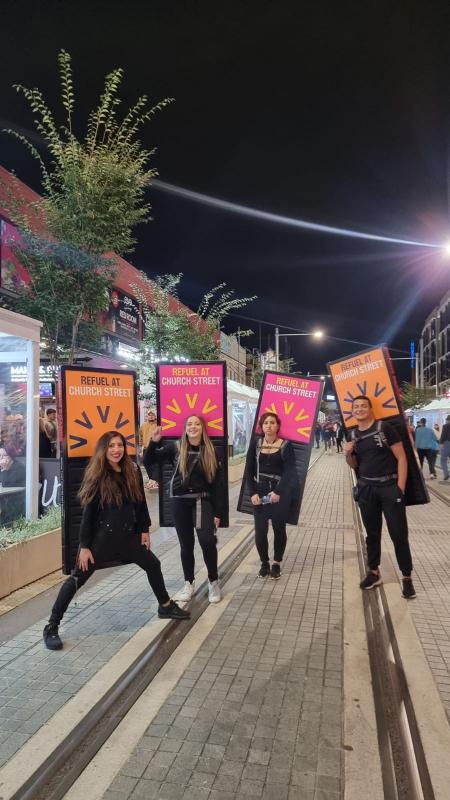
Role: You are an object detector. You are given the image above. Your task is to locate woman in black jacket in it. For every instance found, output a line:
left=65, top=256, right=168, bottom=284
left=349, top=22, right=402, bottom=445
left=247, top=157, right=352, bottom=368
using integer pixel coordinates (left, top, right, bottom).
left=145, top=415, right=223, bottom=605
left=244, top=412, right=296, bottom=579
left=43, top=430, right=189, bottom=651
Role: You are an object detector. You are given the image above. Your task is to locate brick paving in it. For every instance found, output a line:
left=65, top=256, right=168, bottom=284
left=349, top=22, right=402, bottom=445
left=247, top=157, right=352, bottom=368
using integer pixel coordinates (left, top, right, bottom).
left=0, top=485, right=249, bottom=767
left=101, top=452, right=351, bottom=800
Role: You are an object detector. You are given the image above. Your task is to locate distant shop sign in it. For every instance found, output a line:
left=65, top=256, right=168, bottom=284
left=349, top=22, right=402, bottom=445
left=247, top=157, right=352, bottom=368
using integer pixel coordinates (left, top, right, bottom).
left=10, top=364, right=55, bottom=383
left=101, top=289, right=140, bottom=340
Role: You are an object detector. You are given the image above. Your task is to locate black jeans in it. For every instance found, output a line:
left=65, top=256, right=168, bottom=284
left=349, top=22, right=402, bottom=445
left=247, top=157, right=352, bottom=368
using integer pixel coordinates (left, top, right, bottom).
left=357, top=480, right=413, bottom=575
left=417, top=448, right=437, bottom=476
left=170, top=497, right=218, bottom=583
left=49, top=532, right=170, bottom=625
left=254, top=503, right=288, bottom=563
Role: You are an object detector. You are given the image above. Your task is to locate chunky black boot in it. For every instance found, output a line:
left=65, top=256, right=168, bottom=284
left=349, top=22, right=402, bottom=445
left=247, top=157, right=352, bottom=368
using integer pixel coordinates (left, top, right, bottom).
left=43, top=623, right=63, bottom=650
left=158, top=600, right=190, bottom=620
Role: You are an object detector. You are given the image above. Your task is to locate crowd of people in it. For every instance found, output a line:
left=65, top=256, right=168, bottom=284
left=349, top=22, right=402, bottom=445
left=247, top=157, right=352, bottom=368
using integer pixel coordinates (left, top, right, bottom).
left=314, top=419, right=344, bottom=453
left=411, top=415, right=450, bottom=484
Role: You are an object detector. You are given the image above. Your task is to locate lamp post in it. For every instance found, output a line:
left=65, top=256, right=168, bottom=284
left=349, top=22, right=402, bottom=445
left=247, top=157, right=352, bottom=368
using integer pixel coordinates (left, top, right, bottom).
left=274, top=329, right=324, bottom=370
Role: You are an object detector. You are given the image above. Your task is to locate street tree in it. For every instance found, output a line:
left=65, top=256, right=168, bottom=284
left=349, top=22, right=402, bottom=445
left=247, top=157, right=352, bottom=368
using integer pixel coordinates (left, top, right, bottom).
left=133, top=273, right=256, bottom=398
left=2, top=49, right=172, bottom=367
left=400, top=382, right=435, bottom=411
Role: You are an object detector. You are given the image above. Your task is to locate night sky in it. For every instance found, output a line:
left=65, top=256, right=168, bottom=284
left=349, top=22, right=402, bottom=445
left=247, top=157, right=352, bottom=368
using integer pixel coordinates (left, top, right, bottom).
left=2, top=0, right=450, bottom=378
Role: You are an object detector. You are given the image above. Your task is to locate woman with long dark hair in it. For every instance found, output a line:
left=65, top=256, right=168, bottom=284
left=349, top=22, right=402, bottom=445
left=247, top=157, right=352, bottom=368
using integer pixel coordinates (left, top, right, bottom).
left=43, top=431, right=189, bottom=651
left=243, top=412, right=296, bottom=579
left=145, top=415, right=223, bottom=604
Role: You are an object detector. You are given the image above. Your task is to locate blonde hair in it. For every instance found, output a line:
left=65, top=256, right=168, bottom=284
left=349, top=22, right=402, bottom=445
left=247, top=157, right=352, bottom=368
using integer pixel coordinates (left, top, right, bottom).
left=179, top=416, right=218, bottom=483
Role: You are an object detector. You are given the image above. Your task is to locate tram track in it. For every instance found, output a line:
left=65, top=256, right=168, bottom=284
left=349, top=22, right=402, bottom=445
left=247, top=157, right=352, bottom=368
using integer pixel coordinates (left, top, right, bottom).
left=9, top=452, right=324, bottom=800
left=350, top=469, right=435, bottom=800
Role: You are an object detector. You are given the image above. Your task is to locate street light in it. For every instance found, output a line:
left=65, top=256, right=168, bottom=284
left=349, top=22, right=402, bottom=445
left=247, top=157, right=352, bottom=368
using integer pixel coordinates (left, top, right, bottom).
left=274, top=328, right=324, bottom=370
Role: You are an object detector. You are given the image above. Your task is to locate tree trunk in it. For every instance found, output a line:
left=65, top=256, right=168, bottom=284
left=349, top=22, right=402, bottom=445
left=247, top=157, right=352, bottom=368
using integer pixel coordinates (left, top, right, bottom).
left=68, top=310, right=83, bottom=366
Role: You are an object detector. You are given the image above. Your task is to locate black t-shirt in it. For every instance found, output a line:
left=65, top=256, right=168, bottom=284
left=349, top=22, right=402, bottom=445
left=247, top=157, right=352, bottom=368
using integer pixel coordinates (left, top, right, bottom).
left=354, top=421, right=401, bottom=478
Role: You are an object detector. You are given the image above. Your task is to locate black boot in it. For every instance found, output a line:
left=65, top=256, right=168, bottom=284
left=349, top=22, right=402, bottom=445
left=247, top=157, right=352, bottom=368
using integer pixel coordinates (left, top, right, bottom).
left=43, top=576, right=79, bottom=650
left=158, top=600, right=190, bottom=620
left=43, top=623, right=63, bottom=650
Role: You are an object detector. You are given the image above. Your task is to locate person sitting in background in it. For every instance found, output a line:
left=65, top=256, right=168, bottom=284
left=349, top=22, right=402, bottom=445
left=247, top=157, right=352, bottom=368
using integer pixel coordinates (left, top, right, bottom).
left=0, top=445, right=26, bottom=525
left=415, top=418, right=438, bottom=480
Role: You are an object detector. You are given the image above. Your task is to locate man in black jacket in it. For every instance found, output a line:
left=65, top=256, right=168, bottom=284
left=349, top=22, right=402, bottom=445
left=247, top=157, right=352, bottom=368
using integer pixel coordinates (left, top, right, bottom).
left=440, top=415, right=450, bottom=481
left=344, top=395, right=416, bottom=599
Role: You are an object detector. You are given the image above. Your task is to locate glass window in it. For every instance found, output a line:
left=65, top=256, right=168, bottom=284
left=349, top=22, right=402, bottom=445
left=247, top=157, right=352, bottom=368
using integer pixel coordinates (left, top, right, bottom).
left=0, top=332, right=27, bottom=527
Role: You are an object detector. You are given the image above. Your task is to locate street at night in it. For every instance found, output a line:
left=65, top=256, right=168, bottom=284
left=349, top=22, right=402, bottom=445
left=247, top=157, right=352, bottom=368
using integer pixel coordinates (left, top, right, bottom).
left=2, top=3, right=450, bottom=799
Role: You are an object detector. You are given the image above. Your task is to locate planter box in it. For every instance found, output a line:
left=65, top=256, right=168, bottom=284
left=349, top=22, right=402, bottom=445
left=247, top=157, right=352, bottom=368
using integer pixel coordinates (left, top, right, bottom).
left=228, top=460, right=245, bottom=483
left=0, top=528, right=62, bottom=600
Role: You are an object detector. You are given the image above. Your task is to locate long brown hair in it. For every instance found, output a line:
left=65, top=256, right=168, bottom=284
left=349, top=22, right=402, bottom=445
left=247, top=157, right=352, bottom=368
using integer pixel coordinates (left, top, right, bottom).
left=178, top=415, right=218, bottom=483
left=78, top=431, right=143, bottom=507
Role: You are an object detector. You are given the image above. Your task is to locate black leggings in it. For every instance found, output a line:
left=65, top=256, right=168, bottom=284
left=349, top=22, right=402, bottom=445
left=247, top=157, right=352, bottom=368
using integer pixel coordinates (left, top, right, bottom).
left=254, top=504, right=288, bottom=564
left=49, top=533, right=170, bottom=625
left=170, top=497, right=218, bottom=583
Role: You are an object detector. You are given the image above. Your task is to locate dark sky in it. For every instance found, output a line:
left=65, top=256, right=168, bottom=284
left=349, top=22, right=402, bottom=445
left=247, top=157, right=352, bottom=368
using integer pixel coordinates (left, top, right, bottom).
left=2, top=0, right=450, bottom=378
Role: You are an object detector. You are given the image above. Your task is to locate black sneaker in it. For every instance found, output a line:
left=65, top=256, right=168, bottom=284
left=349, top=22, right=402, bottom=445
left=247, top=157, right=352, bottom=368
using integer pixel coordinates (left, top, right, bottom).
left=158, top=600, right=190, bottom=620
left=359, top=572, right=382, bottom=590
left=402, top=579, right=417, bottom=600
left=270, top=563, right=281, bottom=580
left=258, top=562, right=270, bottom=578
left=43, top=623, right=63, bottom=650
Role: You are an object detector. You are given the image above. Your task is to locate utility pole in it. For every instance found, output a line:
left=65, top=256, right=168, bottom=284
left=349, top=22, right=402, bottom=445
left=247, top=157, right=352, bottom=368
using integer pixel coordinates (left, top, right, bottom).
left=275, top=327, right=279, bottom=371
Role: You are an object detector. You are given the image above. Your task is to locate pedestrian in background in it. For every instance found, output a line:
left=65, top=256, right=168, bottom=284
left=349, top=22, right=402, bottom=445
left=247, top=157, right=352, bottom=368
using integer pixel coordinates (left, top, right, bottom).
left=140, top=408, right=158, bottom=489
left=146, top=415, right=224, bottom=604
left=39, top=413, right=52, bottom=458
left=314, top=423, right=321, bottom=449
left=415, top=418, right=438, bottom=479
left=45, top=408, right=58, bottom=458
left=43, top=431, right=189, bottom=650
left=440, top=415, right=450, bottom=482
left=322, top=425, right=332, bottom=454
left=243, top=412, right=296, bottom=580
left=336, top=421, right=344, bottom=453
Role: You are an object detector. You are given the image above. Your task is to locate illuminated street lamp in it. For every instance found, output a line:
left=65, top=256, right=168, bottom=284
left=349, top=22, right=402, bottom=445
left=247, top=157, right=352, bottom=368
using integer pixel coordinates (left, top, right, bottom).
left=275, top=328, right=324, bottom=370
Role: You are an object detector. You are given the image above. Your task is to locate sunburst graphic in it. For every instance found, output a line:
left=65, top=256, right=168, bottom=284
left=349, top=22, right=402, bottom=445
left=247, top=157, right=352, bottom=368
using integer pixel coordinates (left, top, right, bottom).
left=69, top=405, right=136, bottom=451
left=342, top=380, right=397, bottom=424
left=161, top=393, right=223, bottom=433
left=264, top=400, right=312, bottom=439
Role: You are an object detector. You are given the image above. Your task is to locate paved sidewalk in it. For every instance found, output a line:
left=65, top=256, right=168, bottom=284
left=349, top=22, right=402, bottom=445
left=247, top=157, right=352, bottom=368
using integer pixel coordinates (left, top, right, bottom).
left=0, top=485, right=248, bottom=767
left=101, top=452, right=352, bottom=800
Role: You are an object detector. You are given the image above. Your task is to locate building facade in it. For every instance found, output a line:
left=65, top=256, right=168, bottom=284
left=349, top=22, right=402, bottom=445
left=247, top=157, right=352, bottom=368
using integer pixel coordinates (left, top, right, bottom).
left=419, top=289, right=450, bottom=394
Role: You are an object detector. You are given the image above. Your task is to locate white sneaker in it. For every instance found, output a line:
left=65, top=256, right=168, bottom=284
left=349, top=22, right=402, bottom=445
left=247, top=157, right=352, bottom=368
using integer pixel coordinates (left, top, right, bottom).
left=208, top=580, right=221, bottom=603
left=178, top=581, right=195, bottom=602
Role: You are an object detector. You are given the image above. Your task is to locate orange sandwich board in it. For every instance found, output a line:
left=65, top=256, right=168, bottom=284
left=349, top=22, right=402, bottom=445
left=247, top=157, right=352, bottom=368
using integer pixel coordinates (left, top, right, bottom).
left=60, top=366, right=138, bottom=572
left=327, top=346, right=428, bottom=506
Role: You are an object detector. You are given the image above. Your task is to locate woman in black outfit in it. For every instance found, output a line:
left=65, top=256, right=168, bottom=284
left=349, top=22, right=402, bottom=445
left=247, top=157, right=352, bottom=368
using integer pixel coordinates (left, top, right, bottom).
left=145, top=415, right=223, bottom=605
left=43, top=431, right=189, bottom=651
left=244, top=412, right=296, bottom=579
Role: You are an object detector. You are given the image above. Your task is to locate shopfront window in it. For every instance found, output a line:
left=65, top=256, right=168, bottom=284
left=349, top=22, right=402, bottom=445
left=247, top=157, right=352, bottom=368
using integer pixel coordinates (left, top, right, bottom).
left=0, top=333, right=27, bottom=526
